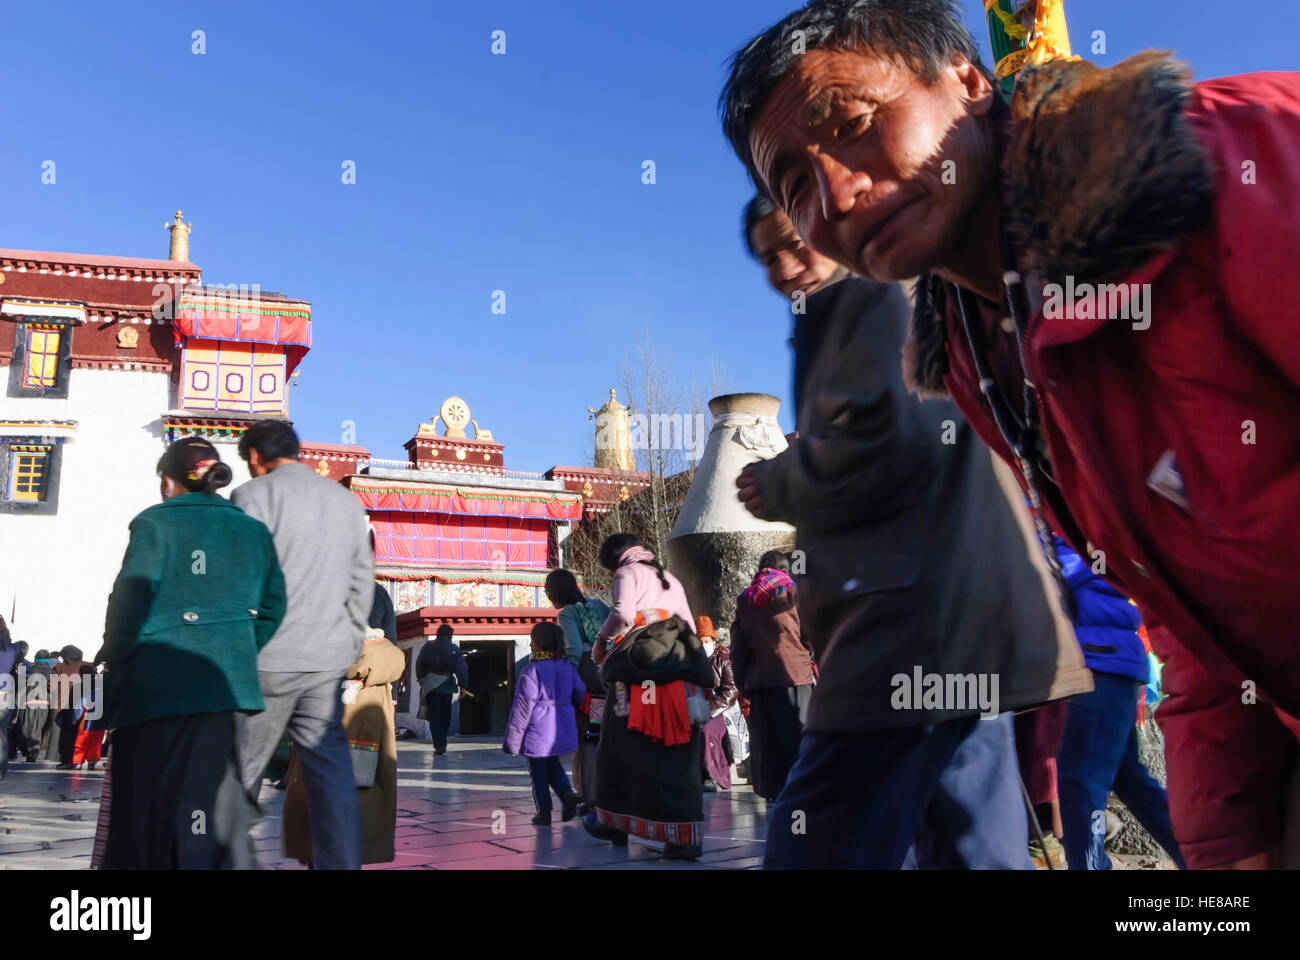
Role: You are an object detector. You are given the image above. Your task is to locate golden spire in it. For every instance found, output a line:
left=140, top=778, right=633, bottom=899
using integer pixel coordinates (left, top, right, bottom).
left=165, top=210, right=192, bottom=262
left=588, top=387, right=635, bottom=472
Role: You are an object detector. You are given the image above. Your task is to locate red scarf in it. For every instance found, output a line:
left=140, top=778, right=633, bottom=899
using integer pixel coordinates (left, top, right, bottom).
left=627, top=679, right=692, bottom=746
left=743, top=567, right=795, bottom=608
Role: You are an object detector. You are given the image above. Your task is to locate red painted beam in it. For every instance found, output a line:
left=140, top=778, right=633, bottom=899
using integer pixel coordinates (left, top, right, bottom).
left=395, top=604, right=559, bottom=641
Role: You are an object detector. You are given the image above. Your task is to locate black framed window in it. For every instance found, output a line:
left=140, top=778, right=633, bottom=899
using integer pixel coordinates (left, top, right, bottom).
left=7, top=320, right=73, bottom=398
left=0, top=440, right=63, bottom=515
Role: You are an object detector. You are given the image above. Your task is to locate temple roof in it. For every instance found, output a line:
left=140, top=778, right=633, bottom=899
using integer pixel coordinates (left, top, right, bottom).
left=0, top=249, right=200, bottom=275
left=299, top=441, right=370, bottom=455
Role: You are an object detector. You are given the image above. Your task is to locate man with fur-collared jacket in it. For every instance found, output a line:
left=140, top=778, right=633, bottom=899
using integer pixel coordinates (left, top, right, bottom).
left=721, top=0, right=1300, bottom=868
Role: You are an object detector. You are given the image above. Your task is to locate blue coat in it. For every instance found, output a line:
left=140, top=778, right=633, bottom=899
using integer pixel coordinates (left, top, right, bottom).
left=503, top=658, right=585, bottom=758
left=1054, top=536, right=1149, bottom=683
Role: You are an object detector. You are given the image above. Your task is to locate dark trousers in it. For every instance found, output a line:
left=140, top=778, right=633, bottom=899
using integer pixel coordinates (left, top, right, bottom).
left=1014, top=700, right=1068, bottom=808
left=0, top=708, right=11, bottom=779
left=57, top=710, right=79, bottom=764
left=748, top=685, right=811, bottom=802
left=1058, top=672, right=1186, bottom=870
left=105, top=711, right=255, bottom=869
left=572, top=710, right=599, bottom=803
left=765, top=713, right=1032, bottom=869
left=528, top=755, right=573, bottom=815
left=426, top=692, right=453, bottom=750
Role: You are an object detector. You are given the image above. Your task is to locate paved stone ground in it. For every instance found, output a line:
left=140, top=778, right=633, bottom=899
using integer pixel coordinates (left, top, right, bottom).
left=0, top=736, right=768, bottom=870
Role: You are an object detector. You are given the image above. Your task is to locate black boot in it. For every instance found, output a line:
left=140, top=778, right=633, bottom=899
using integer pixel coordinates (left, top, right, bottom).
left=582, top=811, right=627, bottom=846
left=662, top=842, right=703, bottom=860
left=561, top=790, right=579, bottom=823
left=532, top=812, right=552, bottom=825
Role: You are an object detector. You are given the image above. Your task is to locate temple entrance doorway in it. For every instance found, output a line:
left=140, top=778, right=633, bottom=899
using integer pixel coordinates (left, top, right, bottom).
left=458, top=639, right=515, bottom=736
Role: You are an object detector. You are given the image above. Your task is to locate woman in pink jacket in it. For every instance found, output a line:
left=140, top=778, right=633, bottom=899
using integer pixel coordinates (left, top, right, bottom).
left=583, top=534, right=712, bottom=860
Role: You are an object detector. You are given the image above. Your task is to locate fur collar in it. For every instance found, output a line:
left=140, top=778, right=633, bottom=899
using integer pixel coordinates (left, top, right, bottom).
left=906, top=51, right=1215, bottom=396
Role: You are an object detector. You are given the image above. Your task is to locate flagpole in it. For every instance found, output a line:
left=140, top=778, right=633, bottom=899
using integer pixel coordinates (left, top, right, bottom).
left=983, top=0, right=1074, bottom=96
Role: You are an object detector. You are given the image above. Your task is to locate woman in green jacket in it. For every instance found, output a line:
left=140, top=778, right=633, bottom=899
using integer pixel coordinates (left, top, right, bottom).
left=99, top=437, right=286, bottom=869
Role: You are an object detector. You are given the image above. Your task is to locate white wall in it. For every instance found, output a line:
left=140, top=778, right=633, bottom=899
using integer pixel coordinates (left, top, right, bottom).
left=1, top=368, right=172, bottom=658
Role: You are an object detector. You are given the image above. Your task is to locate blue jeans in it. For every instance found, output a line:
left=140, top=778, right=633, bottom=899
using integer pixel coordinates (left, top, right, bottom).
left=765, top=713, right=1032, bottom=869
left=1057, top=672, right=1186, bottom=870
left=528, top=755, right=573, bottom=816
left=239, top=671, right=364, bottom=870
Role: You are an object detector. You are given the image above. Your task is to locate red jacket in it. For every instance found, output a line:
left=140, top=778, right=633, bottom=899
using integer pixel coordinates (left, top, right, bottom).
left=909, top=54, right=1300, bottom=715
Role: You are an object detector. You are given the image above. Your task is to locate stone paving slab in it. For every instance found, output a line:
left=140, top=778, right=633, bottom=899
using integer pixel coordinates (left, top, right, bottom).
left=0, top=735, right=772, bottom=870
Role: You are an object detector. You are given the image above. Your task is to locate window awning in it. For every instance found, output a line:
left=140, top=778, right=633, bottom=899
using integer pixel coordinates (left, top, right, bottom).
left=1, top=298, right=87, bottom=324
left=174, top=289, right=311, bottom=373
left=0, top=419, right=77, bottom=442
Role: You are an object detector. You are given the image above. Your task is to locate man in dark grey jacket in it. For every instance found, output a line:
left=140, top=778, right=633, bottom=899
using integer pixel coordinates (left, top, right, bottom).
left=415, top=625, right=469, bottom=754
left=232, top=419, right=372, bottom=869
left=738, top=200, right=1091, bottom=868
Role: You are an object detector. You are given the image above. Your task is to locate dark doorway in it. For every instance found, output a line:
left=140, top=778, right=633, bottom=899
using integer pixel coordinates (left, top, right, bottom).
left=458, top=640, right=514, bottom=735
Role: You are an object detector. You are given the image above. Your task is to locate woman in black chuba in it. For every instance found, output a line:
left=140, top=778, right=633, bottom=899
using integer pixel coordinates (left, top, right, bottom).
left=99, top=438, right=286, bottom=868
left=581, top=533, right=714, bottom=860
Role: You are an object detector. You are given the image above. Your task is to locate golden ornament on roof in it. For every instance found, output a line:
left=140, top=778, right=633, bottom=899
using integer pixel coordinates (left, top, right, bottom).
left=589, top=387, right=635, bottom=473
left=440, top=396, right=471, bottom=438
left=165, top=209, right=192, bottom=262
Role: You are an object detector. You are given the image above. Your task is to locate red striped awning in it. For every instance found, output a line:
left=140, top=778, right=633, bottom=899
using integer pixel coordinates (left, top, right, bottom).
left=350, top=479, right=582, bottom=521
left=174, top=289, right=311, bottom=372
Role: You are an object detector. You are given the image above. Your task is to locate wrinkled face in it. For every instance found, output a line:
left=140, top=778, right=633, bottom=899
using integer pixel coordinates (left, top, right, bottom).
left=748, top=48, right=995, bottom=282
left=750, top=208, right=841, bottom=299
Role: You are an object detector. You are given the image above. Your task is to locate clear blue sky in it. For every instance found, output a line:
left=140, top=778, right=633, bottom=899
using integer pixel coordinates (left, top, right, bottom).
left=5, top=1, right=1296, bottom=472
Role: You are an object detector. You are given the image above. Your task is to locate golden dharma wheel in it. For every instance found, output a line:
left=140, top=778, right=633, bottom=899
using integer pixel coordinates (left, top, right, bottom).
left=440, top=396, right=471, bottom=437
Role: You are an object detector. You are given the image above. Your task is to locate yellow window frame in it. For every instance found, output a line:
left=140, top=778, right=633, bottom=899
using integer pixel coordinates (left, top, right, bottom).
left=22, top=325, right=62, bottom=389
left=9, top=445, right=51, bottom=501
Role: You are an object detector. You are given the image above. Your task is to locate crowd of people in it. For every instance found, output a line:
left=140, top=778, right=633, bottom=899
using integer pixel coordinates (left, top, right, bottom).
left=3, top=639, right=103, bottom=774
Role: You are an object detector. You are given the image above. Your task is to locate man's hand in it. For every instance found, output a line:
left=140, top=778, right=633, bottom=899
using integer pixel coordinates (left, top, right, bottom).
left=736, top=464, right=769, bottom=519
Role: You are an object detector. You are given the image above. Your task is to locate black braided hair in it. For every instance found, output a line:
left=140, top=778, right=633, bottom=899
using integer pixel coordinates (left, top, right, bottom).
left=598, top=533, right=670, bottom=591
left=157, top=437, right=232, bottom=493
left=544, top=569, right=586, bottom=607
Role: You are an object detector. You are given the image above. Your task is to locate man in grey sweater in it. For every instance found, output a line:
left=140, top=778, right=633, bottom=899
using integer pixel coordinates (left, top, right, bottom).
left=232, top=419, right=372, bottom=869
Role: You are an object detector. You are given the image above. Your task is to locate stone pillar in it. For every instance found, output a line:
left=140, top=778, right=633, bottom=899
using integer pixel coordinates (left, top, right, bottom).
left=667, top=393, right=795, bottom=631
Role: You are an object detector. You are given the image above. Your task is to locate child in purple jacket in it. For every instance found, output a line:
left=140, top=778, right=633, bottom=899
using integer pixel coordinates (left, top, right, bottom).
left=504, top=622, right=586, bottom=825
